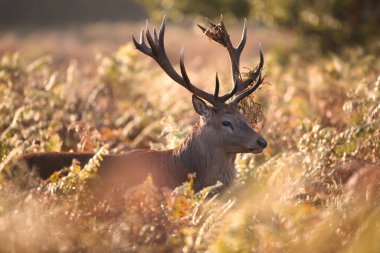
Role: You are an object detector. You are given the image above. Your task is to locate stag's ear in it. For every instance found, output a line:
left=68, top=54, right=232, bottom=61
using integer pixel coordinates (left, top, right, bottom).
left=192, top=95, right=212, bottom=118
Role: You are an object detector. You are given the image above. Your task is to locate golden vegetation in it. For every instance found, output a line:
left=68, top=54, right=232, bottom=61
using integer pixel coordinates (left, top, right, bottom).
left=0, top=21, right=379, bottom=252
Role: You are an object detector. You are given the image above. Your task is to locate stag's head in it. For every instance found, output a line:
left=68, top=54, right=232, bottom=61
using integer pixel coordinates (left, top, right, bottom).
left=132, top=16, right=267, bottom=154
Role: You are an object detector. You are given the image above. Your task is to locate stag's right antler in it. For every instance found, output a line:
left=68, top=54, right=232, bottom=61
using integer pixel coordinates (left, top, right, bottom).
left=132, top=17, right=228, bottom=106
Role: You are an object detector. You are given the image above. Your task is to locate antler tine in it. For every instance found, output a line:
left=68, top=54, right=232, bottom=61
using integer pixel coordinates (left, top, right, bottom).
left=158, top=16, right=166, bottom=46
left=206, top=17, right=217, bottom=27
left=232, top=72, right=264, bottom=104
left=220, top=18, right=246, bottom=88
left=180, top=49, right=217, bottom=104
left=214, top=73, right=220, bottom=98
left=219, top=77, right=238, bottom=101
left=131, top=27, right=152, bottom=57
left=153, top=26, right=158, bottom=43
left=145, top=28, right=160, bottom=56
left=237, top=45, right=264, bottom=92
left=236, top=18, right=247, bottom=55
left=219, top=19, right=240, bottom=77
left=197, top=24, right=207, bottom=33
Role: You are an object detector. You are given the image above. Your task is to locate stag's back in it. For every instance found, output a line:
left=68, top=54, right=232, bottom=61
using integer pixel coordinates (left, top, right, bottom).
left=19, top=150, right=181, bottom=189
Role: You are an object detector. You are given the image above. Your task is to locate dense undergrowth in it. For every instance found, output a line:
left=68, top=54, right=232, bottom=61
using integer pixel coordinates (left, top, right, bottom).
left=0, top=26, right=379, bottom=252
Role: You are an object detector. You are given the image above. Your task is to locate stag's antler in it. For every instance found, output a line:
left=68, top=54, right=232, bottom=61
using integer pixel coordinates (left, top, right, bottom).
left=197, top=16, right=264, bottom=104
left=132, top=17, right=229, bottom=106
left=132, top=16, right=264, bottom=106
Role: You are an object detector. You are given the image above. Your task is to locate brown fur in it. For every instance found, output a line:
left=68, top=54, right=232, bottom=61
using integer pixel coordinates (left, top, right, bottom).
left=17, top=105, right=266, bottom=192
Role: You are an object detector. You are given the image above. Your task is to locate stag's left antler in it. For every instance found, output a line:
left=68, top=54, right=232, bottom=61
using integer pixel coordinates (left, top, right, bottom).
left=197, top=16, right=264, bottom=104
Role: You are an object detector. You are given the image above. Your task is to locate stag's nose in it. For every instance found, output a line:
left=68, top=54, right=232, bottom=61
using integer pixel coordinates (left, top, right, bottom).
left=257, top=138, right=267, bottom=148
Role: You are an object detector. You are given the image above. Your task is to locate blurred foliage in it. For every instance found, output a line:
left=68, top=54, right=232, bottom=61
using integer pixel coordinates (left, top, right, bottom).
left=250, top=0, right=380, bottom=52
left=137, top=0, right=250, bottom=22
left=138, top=0, right=380, bottom=52
left=0, top=24, right=380, bottom=252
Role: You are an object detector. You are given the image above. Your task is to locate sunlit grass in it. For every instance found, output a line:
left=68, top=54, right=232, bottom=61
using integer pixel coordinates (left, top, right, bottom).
left=0, top=24, right=379, bottom=252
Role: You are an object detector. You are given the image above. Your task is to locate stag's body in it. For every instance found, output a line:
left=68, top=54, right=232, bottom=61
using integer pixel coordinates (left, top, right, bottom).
left=21, top=118, right=250, bottom=191
left=17, top=17, right=267, bottom=192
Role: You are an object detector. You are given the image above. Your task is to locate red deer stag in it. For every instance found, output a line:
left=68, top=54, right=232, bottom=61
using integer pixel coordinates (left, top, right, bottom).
left=17, top=17, right=267, bottom=192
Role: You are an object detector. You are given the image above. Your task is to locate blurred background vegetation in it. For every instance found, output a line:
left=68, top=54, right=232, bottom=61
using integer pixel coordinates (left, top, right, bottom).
left=138, top=0, right=380, bottom=52
left=2, top=0, right=378, bottom=52
left=0, top=0, right=379, bottom=252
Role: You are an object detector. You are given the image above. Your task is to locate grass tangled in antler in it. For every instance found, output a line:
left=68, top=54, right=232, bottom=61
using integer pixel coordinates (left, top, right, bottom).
left=197, top=18, right=229, bottom=48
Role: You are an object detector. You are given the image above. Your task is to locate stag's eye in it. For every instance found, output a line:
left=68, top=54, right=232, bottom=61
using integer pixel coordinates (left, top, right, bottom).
left=222, top=121, right=232, bottom=128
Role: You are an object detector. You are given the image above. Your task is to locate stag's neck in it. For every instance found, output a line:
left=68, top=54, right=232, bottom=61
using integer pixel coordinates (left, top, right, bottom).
left=172, top=122, right=236, bottom=192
